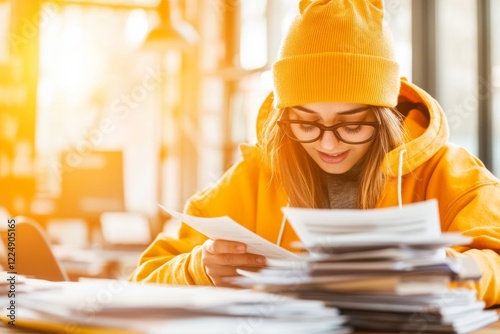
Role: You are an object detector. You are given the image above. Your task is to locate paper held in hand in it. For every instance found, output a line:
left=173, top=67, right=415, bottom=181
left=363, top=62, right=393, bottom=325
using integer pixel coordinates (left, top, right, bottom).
left=158, top=205, right=300, bottom=260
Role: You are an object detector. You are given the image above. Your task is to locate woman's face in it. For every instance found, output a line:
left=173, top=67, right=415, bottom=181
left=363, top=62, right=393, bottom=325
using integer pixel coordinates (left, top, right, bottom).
left=289, top=102, right=377, bottom=174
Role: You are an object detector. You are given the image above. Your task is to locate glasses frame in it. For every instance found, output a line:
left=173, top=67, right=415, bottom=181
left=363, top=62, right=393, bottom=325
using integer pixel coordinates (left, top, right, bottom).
left=277, top=119, right=381, bottom=144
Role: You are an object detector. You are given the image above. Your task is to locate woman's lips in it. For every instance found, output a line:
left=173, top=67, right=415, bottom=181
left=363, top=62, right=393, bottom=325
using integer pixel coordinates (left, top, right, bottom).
left=318, top=150, right=349, bottom=164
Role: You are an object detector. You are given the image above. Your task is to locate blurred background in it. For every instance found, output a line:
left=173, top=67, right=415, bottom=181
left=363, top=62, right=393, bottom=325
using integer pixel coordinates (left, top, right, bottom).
left=0, top=0, right=499, bottom=280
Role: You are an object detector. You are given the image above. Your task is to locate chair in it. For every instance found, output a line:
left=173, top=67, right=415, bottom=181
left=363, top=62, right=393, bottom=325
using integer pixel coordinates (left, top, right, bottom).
left=0, top=216, right=69, bottom=281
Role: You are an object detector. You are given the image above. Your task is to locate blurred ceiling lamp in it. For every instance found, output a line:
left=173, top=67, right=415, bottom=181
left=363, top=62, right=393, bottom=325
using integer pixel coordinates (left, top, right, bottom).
left=142, top=0, right=198, bottom=53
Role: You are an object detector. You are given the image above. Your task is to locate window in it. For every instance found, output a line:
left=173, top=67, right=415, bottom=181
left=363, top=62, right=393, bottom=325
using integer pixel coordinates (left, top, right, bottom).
left=0, top=1, right=9, bottom=62
left=436, top=0, right=479, bottom=155
left=385, top=0, right=412, bottom=80
left=37, top=3, right=161, bottom=215
left=492, top=0, right=500, bottom=175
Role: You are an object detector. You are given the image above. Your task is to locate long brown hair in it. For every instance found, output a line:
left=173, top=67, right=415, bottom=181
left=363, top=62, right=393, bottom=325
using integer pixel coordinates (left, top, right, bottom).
left=260, top=106, right=405, bottom=209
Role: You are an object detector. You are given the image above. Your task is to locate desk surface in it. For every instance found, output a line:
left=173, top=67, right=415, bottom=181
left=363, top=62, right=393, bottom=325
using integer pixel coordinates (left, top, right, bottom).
left=2, top=309, right=499, bottom=334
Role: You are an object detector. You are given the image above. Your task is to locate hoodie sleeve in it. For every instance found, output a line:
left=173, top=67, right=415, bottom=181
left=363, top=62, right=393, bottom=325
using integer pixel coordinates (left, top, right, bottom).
left=443, top=184, right=500, bottom=307
left=128, top=230, right=213, bottom=285
left=432, top=147, right=500, bottom=307
left=129, top=145, right=263, bottom=285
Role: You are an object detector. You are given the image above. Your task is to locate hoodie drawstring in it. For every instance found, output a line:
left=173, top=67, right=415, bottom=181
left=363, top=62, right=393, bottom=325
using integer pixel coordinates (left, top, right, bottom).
left=397, top=149, right=406, bottom=208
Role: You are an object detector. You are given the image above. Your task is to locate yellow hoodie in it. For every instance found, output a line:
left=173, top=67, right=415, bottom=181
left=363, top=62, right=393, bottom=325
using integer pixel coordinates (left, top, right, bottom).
left=130, top=78, right=500, bottom=307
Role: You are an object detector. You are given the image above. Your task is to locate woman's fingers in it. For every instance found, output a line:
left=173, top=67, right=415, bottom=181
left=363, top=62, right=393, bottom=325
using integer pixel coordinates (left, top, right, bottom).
left=203, top=253, right=265, bottom=266
left=204, top=239, right=247, bottom=255
left=202, top=239, right=267, bottom=287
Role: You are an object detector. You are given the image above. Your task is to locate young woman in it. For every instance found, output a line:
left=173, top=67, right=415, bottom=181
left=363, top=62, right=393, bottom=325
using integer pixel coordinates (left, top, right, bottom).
left=130, top=0, right=500, bottom=307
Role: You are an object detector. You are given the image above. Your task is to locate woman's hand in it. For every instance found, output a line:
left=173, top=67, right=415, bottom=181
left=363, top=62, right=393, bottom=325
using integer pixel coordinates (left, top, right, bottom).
left=201, top=239, right=266, bottom=287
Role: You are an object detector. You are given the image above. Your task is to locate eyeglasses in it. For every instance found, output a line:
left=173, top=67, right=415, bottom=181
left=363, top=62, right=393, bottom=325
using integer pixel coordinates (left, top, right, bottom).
left=277, top=119, right=380, bottom=144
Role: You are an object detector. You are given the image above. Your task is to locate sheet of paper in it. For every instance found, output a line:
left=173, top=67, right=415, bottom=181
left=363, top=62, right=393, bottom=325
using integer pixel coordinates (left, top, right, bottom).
left=159, top=205, right=300, bottom=260
left=282, top=199, right=443, bottom=247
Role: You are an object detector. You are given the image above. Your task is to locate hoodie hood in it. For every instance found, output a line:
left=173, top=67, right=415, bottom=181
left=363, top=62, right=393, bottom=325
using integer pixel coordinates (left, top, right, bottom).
left=381, top=78, right=449, bottom=176
left=256, top=77, right=450, bottom=176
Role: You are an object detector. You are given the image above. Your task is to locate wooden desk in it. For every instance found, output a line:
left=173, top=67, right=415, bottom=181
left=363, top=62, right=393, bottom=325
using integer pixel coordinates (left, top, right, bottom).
left=353, top=309, right=500, bottom=333
left=0, top=323, right=39, bottom=333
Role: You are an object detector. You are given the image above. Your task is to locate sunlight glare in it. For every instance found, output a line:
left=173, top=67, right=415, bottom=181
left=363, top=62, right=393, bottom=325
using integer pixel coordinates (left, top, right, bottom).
left=125, top=9, right=149, bottom=48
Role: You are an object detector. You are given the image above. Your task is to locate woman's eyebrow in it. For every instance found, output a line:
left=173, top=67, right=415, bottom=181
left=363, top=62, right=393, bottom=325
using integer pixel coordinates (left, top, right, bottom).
left=293, top=105, right=370, bottom=115
left=292, top=105, right=317, bottom=114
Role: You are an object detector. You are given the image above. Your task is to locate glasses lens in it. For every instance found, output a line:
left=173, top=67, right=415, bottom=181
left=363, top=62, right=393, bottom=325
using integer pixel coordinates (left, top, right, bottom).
left=337, top=124, right=376, bottom=143
left=287, top=122, right=321, bottom=142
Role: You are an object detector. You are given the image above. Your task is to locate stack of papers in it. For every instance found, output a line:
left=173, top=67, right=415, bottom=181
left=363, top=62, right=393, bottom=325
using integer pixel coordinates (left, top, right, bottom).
left=306, top=289, right=498, bottom=334
left=0, top=278, right=350, bottom=334
left=229, top=200, right=498, bottom=333
left=233, top=236, right=480, bottom=296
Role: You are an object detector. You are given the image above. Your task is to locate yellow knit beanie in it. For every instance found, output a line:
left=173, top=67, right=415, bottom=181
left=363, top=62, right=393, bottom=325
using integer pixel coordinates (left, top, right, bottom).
left=272, top=0, right=400, bottom=109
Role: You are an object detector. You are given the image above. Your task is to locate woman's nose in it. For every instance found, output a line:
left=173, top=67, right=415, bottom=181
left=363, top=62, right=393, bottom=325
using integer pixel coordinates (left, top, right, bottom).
left=318, top=130, right=340, bottom=151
